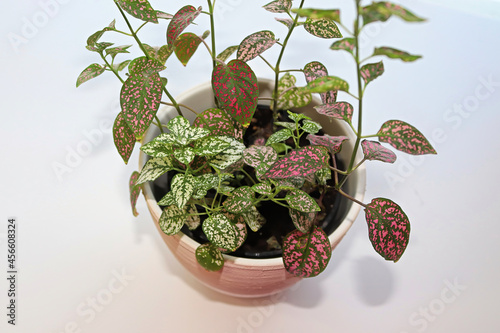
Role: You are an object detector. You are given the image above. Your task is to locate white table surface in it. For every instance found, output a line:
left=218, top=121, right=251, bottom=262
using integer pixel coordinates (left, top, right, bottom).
left=1, top=0, right=499, bottom=332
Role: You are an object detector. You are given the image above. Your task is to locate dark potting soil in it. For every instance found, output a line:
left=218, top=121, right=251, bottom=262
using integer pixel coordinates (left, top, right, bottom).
left=151, top=106, right=350, bottom=258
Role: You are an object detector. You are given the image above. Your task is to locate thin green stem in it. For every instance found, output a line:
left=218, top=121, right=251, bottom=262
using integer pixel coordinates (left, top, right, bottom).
left=259, top=55, right=275, bottom=72
left=100, top=53, right=124, bottom=84
left=239, top=168, right=257, bottom=186
left=207, top=0, right=217, bottom=69
left=338, top=188, right=367, bottom=208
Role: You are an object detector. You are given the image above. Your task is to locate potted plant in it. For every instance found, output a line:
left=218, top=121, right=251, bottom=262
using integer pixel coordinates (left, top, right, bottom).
left=77, top=0, right=436, bottom=297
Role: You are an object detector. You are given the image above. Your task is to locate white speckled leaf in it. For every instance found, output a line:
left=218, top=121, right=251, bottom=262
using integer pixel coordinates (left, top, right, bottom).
left=159, top=205, right=185, bottom=235
left=202, top=214, right=239, bottom=251
left=137, top=156, right=174, bottom=184
left=170, top=173, right=195, bottom=208
left=196, top=243, right=224, bottom=271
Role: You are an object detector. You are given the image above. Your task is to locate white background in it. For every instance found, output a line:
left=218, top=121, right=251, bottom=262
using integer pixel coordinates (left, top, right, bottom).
left=1, top=0, right=500, bottom=332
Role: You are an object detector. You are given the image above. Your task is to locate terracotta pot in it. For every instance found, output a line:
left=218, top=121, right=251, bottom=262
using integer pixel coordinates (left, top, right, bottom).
left=139, top=79, right=366, bottom=298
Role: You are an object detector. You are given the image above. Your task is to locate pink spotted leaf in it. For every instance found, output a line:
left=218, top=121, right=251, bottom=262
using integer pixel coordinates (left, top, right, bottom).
left=237, top=30, right=277, bottom=62
left=365, top=198, right=410, bottom=262
left=360, top=61, right=384, bottom=85
left=304, top=18, right=342, bottom=39
left=362, top=2, right=425, bottom=26
left=217, top=45, right=238, bottom=63
left=276, top=73, right=312, bottom=110
left=378, top=120, right=437, bottom=155
left=292, top=8, right=341, bottom=22
left=285, top=189, right=320, bottom=213
left=174, top=32, right=205, bottom=66
left=113, top=112, right=136, bottom=163
left=223, top=186, right=254, bottom=214
left=303, top=61, right=337, bottom=104
left=263, top=0, right=292, bottom=13
left=373, top=47, right=422, bottom=62
left=76, top=64, right=105, bottom=87
left=289, top=209, right=317, bottom=233
left=314, top=101, right=353, bottom=122
left=243, top=146, right=278, bottom=179
left=330, top=38, right=355, bottom=54
left=166, top=5, right=202, bottom=46
left=193, top=108, right=235, bottom=137
left=129, top=171, right=141, bottom=217
left=263, top=146, right=329, bottom=180
left=116, top=0, right=158, bottom=23
left=305, top=76, right=349, bottom=94
left=283, top=226, right=332, bottom=277
left=362, top=140, right=397, bottom=163
left=212, top=59, right=259, bottom=128
left=306, top=134, right=349, bottom=156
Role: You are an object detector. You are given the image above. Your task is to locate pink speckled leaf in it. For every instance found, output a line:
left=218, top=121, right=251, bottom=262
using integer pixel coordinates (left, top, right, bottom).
left=304, top=18, right=342, bottom=39
left=286, top=189, right=320, bottom=213
left=306, top=134, right=349, bottom=156
left=212, top=59, right=259, bottom=128
left=378, top=120, right=437, bottom=155
left=193, top=108, right=235, bottom=137
left=330, top=38, right=355, bottom=54
left=362, top=140, right=397, bottom=163
left=129, top=171, right=141, bottom=217
left=120, top=64, right=163, bottom=140
left=237, top=30, right=277, bottom=62
left=217, top=45, right=238, bottom=63
left=293, top=8, right=341, bottom=22
left=362, top=2, right=425, bottom=25
left=128, top=56, right=165, bottom=75
left=365, top=198, right=410, bottom=262
left=283, top=226, right=331, bottom=277
left=76, top=64, right=105, bottom=87
left=314, top=102, right=353, bottom=122
left=360, top=61, right=384, bottom=85
left=156, top=10, right=173, bottom=20
left=263, top=0, right=292, bottom=13
left=166, top=5, right=202, bottom=47
left=305, top=76, right=349, bottom=93
left=243, top=146, right=278, bottom=179
left=196, top=243, right=224, bottom=272
left=116, top=0, right=158, bottom=23
left=373, top=47, right=422, bottom=62
left=289, top=209, right=316, bottom=233
left=275, top=17, right=294, bottom=29
left=263, top=146, right=329, bottom=179
left=223, top=186, right=254, bottom=214
left=276, top=73, right=312, bottom=110
left=174, top=32, right=204, bottom=66
left=303, top=61, right=337, bottom=104
left=113, top=112, right=136, bottom=164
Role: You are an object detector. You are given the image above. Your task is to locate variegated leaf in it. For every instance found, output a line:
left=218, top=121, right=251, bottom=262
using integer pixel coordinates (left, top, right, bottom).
left=263, top=0, right=292, bottom=13
left=292, top=8, right=341, bottom=22
left=166, top=5, right=202, bottom=46
left=243, top=146, right=278, bottom=179
left=283, top=226, right=331, bottom=277
left=303, top=61, right=337, bottom=104
left=263, top=146, right=329, bottom=179
left=361, top=2, right=425, bottom=25
left=173, top=146, right=196, bottom=165
left=128, top=56, right=165, bottom=75
left=365, top=198, right=410, bottom=262
left=105, top=45, right=132, bottom=59
left=113, top=112, right=136, bottom=164
left=158, top=191, right=176, bottom=206
left=174, top=32, right=204, bottom=66
left=194, top=136, right=231, bottom=156
left=212, top=59, right=259, bottom=128
left=114, top=60, right=132, bottom=72
left=86, top=20, right=115, bottom=51
left=275, top=18, right=294, bottom=29
left=202, top=214, right=240, bottom=251
left=156, top=10, right=173, bottom=20
left=170, top=173, right=195, bottom=208
left=241, top=205, right=266, bottom=232
left=207, top=136, right=245, bottom=170
left=378, top=120, right=437, bottom=155
left=137, top=156, right=174, bottom=184
left=185, top=204, right=201, bottom=230
left=315, top=166, right=331, bottom=185
left=140, top=140, right=172, bottom=158
left=217, top=45, right=238, bottom=63
left=159, top=205, right=185, bottom=235
left=265, top=129, right=293, bottom=146
left=289, top=208, right=316, bottom=233
left=193, top=108, right=235, bottom=137
left=301, top=120, right=322, bottom=134
left=276, top=73, right=312, bottom=110
left=76, top=64, right=105, bottom=87
left=223, top=186, right=254, bottom=214
left=116, top=0, right=158, bottom=23
left=314, top=101, right=353, bottom=122
left=196, top=243, right=224, bottom=271
left=362, top=140, right=397, bottom=163
left=306, top=134, right=349, bottom=156
left=120, top=71, right=163, bottom=140
left=237, top=30, right=277, bottom=62
left=373, top=47, right=422, bottom=62
left=305, top=76, right=349, bottom=93
left=129, top=171, right=141, bottom=217
left=330, top=38, right=355, bottom=54
left=167, top=116, right=210, bottom=145
left=304, top=18, right=342, bottom=39
left=287, top=111, right=311, bottom=123
left=251, top=182, right=272, bottom=196
left=361, top=61, right=384, bottom=85
left=285, top=189, right=320, bottom=212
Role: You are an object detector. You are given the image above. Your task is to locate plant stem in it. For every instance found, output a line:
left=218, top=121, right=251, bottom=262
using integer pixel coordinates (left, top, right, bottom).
left=207, top=0, right=217, bottom=69
left=338, top=188, right=367, bottom=208
left=100, top=53, right=124, bottom=84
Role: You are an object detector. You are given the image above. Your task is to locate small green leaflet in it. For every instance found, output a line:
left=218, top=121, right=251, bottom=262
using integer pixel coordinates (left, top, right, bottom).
left=129, top=171, right=141, bottom=217
left=113, top=112, right=136, bottom=164
left=223, top=186, right=254, bottom=214
left=116, top=0, right=158, bottom=23
left=196, top=243, right=224, bottom=271
left=301, top=120, right=322, bottom=134
left=251, top=182, right=272, bottom=196
left=282, top=226, right=331, bottom=277
left=202, top=214, right=240, bottom=251
left=292, top=8, right=341, bottom=23
left=373, top=47, right=422, bottom=62
left=237, top=30, right=277, bottom=62
left=266, top=129, right=292, bottom=146
left=330, top=38, right=355, bottom=54
left=86, top=20, right=115, bottom=51
left=136, top=156, right=174, bottom=184
left=105, top=45, right=132, bottom=59
left=185, top=204, right=201, bottom=230
left=217, top=45, right=238, bottom=63
left=305, top=76, right=349, bottom=93
left=304, top=18, right=342, bottom=39
left=174, top=32, right=204, bottom=66
left=360, top=61, right=384, bottom=85
left=378, top=120, right=437, bottom=155
left=285, top=189, right=320, bottom=213
left=263, top=0, right=292, bottom=13
left=76, top=64, right=105, bottom=87
left=170, top=173, right=195, bottom=208
left=361, top=2, right=425, bottom=26
left=276, top=73, right=311, bottom=110
left=159, top=205, right=185, bottom=235
left=241, top=206, right=266, bottom=232
left=365, top=198, right=410, bottom=262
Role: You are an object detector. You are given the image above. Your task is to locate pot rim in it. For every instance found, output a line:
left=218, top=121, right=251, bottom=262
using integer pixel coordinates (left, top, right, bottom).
left=139, top=79, right=366, bottom=268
